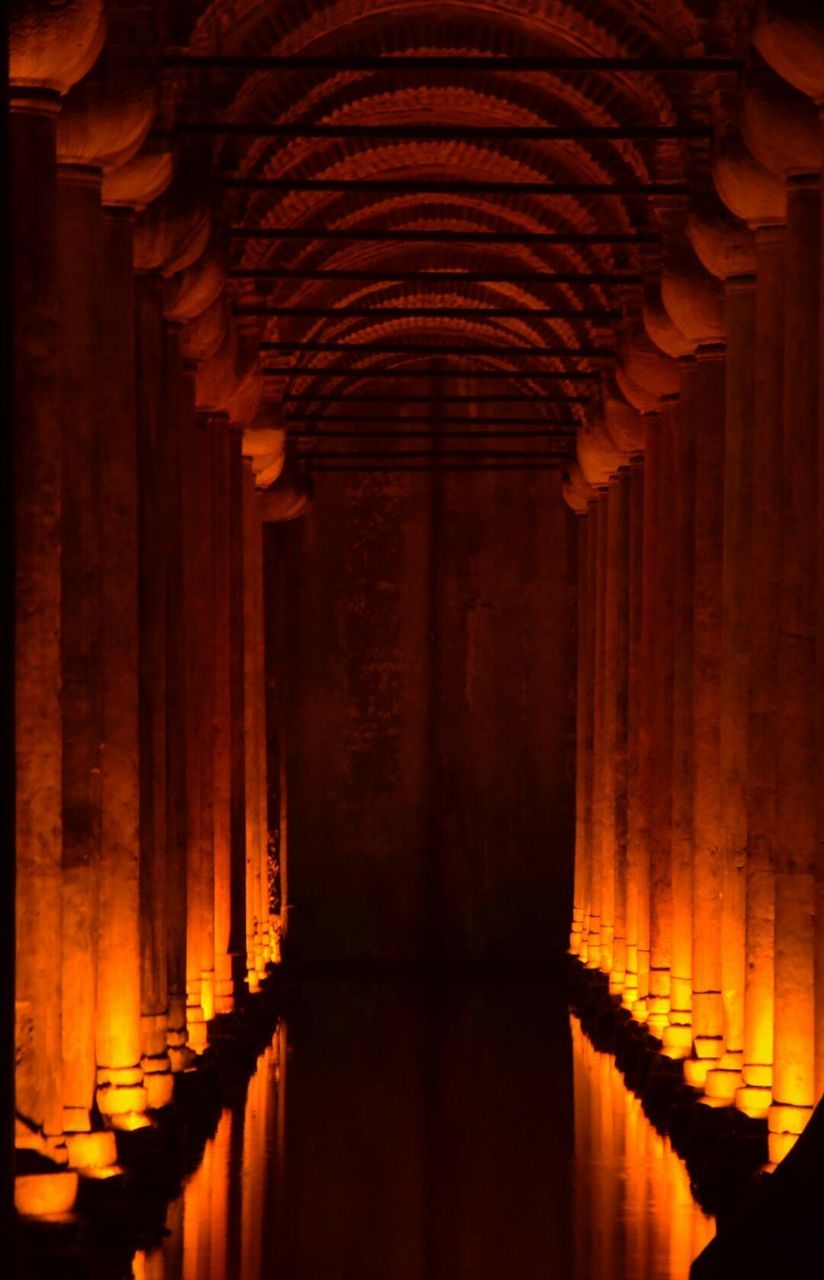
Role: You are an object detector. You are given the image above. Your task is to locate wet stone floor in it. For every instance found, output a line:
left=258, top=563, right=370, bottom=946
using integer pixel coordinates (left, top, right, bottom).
left=132, top=980, right=714, bottom=1280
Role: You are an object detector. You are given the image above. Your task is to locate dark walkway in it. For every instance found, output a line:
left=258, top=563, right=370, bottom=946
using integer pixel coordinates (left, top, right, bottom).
left=133, top=981, right=713, bottom=1280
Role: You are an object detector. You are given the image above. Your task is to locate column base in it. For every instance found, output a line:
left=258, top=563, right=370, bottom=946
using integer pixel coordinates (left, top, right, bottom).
left=66, top=1130, right=119, bottom=1175
left=15, top=1171, right=79, bottom=1218
left=63, top=1106, right=92, bottom=1134
left=736, top=1084, right=772, bottom=1119
left=661, top=1023, right=692, bottom=1059
left=684, top=1056, right=721, bottom=1089
left=767, top=1100, right=813, bottom=1164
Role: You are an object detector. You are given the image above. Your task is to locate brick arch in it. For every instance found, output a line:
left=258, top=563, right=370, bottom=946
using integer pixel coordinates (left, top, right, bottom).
left=164, top=0, right=740, bottom=442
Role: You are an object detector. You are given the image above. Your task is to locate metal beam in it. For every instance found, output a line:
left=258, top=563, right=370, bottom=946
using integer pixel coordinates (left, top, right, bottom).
left=282, top=393, right=589, bottom=403
left=236, top=306, right=620, bottom=320
left=295, top=449, right=569, bottom=458
left=228, top=226, right=656, bottom=245
left=264, top=366, right=601, bottom=380
left=284, top=416, right=577, bottom=426
left=261, top=340, right=611, bottom=356
left=186, top=122, right=707, bottom=141
left=288, top=429, right=576, bottom=438
left=230, top=267, right=640, bottom=284
left=305, top=463, right=565, bottom=472
left=218, top=176, right=686, bottom=196
left=163, top=53, right=743, bottom=73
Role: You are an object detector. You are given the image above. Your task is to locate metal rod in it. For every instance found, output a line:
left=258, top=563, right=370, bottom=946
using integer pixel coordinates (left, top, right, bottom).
left=188, top=122, right=707, bottom=141
left=261, top=340, right=611, bottom=356
left=163, top=53, right=743, bottom=73
left=281, top=393, right=589, bottom=402
left=282, top=419, right=578, bottom=430
left=305, top=463, right=564, bottom=472
left=228, top=226, right=656, bottom=244
left=218, top=175, right=688, bottom=195
left=288, top=429, right=576, bottom=438
left=263, top=366, right=601, bottom=380
left=230, top=268, right=641, bottom=283
left=236, top=305, right=620, bottom=320
left=297, top=449, right=568, bottom=458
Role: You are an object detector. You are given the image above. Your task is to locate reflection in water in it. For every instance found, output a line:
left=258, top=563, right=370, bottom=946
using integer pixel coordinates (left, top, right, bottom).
left=571, top=1017, right=715, bottom=1280
left=133, top=985, right=713, bottom=1280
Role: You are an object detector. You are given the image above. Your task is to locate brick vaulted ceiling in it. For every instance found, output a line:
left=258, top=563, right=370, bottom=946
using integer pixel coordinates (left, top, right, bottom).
left=153, top=0, right=760, bottom=471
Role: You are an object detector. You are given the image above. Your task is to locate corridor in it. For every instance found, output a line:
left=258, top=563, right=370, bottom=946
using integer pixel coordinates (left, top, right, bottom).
left=9, top=0, right=824, bottom=1275
left=131, top=982, right=713, bottom=1280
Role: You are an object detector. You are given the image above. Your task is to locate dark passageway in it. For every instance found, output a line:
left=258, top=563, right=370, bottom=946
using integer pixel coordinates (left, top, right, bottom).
left=10, top=0, right=824, bottom=1276
left=131, top=981, right=713, bottom=1280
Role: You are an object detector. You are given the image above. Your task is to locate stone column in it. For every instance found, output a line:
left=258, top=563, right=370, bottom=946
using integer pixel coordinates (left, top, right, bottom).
left=684, top=345, right=727, bottom=1086
left=243, top=462, right=265, bottom=986
left=56, top=159, right=104, bottom=1135
left=11, top=87, right=65, bottom=1150
left=622, top=454, right=645, bottom=1012
left=597, top=483, right=616, bottom=980
left=607, top=470, right=631, bottom=998
left=134, top=272, right=175, bottom=1083
left=569, top=512, right=590, bottom=958
left=180, top=381, right=214, bottom=1053
left=95, top=201, right=150, bottom=1120
left=706, top=273, right=757, bottom=1102
left=737, top=225, right=785, bottom=1120
left=586, top=494, right=606, bottom=969
left=665, top=383, right=695, bottom=1061
left=633, top=416, right=664, bottom=1023
left=11, top=0, right=105, bottom=1214
left=228, top=429, right=248, bottom=994
left=250, top=483, right=273, bottom=962
left=163, top=323, right=193, bottom=1066
left=580, top=501, right=597, bottom=968
left=770, top=175, right=820, bottom=1162
left=647, top=406, right=676, bottom=1038
left=211, top=417, right=235, bottom=1015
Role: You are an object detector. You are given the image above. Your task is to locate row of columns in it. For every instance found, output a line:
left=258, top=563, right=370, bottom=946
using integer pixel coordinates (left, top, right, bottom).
left=12, top=6, right=283, bottom=1198
left=568, top=146, right=824, bottom=1162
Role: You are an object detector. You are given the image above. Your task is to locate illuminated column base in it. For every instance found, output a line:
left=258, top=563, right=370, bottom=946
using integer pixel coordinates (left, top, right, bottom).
left=767, top=1102, right=813, bottom=1164
left=15, top=1172, right=79, bottom=1218
left=647, top=967, right=671, bottom=1036
left=736, top=1071, right=773, bottom=1120
left=684, top=991, right=724, bottom=1085
left=66, top=1130, right=120, bottom=1177
left=569, top=907, right=585, bottom=956
left=214, top=952, right=235, bottom=1016
left=200, top=967, right=215, bottom=1022
left=585, top=916, right=601, bottom=969
left=704, top=1051, right=744, bottom=1101
left=96, top=1063, right=149, bottom=1129
left=662, top=975, right=692, bottom=1058
left=167, top=1019, right=196, bottom=1073
left=140, top=1011, right=174, bottom=1107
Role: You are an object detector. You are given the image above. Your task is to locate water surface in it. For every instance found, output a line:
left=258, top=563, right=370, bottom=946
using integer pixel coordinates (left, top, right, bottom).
left=133, top=981, right=713, bottom=1279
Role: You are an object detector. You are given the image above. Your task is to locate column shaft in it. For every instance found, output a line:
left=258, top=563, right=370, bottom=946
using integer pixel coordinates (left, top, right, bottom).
left=163, top=323, right=190, bottom=1067
left=243, top=463, right=265, bottom=985
left=12, top=96, right=64, bottom=1141
left=228, top=431, right=248, bottom=990
left=607, top=471, right=631, bottom=996
left=687, top=347, right=727, bottom=1080
left=667, top=388, right=695, bottom=1059
left=707, top=275, right=757, bottom=1100
left=570, top=514, right=590, bottom=957
left=57, top=164, right=103, bottom=1133
left=623, top=455, right=645, bottom=1011
left=771, top=177, right=820, bottom=1161
left=647, top=407, right=675, bottom=1036
left=135, top=274, right=171, bottom=1076
left=95, top=205, right=148, bottom=1118
left=212, top=421, right=235, bottom=1015
left=738, top=228, right=784, bottom=1119
left=587, top=497, right=606, bottom=968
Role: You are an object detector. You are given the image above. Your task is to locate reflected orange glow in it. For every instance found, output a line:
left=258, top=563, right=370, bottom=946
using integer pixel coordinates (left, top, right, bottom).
left=571, top=1016, right=715, bottom=1280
